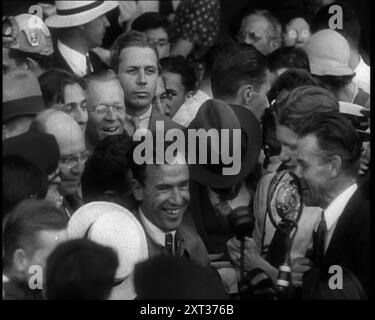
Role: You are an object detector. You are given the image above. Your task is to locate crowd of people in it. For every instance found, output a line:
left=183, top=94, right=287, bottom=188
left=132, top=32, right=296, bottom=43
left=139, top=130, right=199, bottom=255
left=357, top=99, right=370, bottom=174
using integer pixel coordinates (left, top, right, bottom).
left=2, top=0, right=370, bottom=300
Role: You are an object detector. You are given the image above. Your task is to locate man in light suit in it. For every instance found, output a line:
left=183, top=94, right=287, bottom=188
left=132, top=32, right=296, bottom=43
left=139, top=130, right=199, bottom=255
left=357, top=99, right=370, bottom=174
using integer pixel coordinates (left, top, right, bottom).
left=295, top=112, right=370, bottom=296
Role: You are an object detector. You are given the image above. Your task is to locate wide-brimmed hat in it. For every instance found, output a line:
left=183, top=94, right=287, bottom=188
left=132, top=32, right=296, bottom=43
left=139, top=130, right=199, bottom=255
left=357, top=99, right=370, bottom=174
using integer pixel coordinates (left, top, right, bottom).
left=3, top=70, right=45, bottom=122
left=305, top=29, right=354, bottom=76
left=68, top=201, right=148, bottom=300
left=187, top=99, right=262, bottom=188
left=45, top=1, right=118, bottom=28
left=3, top=14, right=53, bottom=56
left=3, top=132, right=59, bottom=175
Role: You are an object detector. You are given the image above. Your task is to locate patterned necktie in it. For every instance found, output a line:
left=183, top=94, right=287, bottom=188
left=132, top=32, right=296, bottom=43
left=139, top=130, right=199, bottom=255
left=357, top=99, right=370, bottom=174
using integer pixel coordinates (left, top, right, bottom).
left=165, top=233, right=174, bottom=255
left=86, top=53, right=93, bottom=74
left=314, top=211, right=327, bottom=264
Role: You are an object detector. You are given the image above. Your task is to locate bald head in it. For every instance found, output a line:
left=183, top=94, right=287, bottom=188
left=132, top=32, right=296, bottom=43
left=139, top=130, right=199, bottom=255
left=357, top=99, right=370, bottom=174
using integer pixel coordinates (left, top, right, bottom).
left=30, top=109, right=85, bottom=150
left=30, top=109, right=87, bottom=196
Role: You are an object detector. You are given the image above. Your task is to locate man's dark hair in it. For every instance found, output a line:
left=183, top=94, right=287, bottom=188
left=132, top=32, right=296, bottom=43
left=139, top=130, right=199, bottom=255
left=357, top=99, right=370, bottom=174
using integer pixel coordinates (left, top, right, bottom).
left=263, top=69, right=321, bottom=157
left=46, top=239, right=118, bottom=300
left=131, top=12, right=170, bottom=35
left=38, top=69, right=86, bottom=108
left=8, top=48, right=53, bottom=71
left=297, top=112, right=362, bottom=177
left=3, top=156, right=49, bottom=217
left=160, top=56, right=197, bottom=93
left=268, top=68, right=320, bottom=104
left=313, top=74, right=355, bottom=94
left=82, top=134, right=133, bottom=202
left=267, top=46, right=310, bottom=74
left=211, top=42, right=269, bottom=99
left=277, top=85, right=339, bottom=133
left=311, top=1, right=361, bottom=49
left=3, top=199, right=68, bottom=270
left=110, top=30, right=159, bottom=73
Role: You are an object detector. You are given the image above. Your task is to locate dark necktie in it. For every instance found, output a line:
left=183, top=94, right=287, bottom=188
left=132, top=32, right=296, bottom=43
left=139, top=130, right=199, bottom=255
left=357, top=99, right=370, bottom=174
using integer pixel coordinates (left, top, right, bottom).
left=314, top=211, right=327, bottom=265
left=159, top=0, right=174, bottom=17
left=86, top=53, right=93, bottom=74
left=165, top=233, right=174, bottom=255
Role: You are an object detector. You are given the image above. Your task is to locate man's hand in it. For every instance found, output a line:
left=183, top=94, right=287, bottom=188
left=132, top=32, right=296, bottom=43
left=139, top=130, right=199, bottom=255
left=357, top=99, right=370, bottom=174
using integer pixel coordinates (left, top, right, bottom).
left=290, top=257, right=312, bottom=288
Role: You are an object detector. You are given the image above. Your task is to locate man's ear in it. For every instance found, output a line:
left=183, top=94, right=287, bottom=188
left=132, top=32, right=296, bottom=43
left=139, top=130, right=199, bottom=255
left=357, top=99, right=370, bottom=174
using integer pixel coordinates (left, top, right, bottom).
left=185, top=91, right=194, bottom=100
left=13, top=249, right=28, bottom=273
left=329, top=155, right=343, bottom=177
left=240, top=84, right=254, bottom=106
left=270, top=39, right=282, bottom=52
left=132, top=179, right=144, bottom=202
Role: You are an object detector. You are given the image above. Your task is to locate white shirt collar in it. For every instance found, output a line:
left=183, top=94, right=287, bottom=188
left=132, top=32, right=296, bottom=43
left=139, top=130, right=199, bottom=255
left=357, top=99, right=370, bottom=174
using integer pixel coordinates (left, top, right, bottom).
left=139, top=207, right=176, bottom=248
left=324, top=183, right=358, bottom=230
left=58, top=40, right=88, bottom=77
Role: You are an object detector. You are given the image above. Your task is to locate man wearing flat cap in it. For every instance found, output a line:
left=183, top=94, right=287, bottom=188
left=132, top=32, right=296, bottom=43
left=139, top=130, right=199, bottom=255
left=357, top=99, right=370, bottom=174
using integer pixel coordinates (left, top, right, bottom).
left=45, top=1, right=118, bottom=76
left=3, top=70, right=45, bottom=140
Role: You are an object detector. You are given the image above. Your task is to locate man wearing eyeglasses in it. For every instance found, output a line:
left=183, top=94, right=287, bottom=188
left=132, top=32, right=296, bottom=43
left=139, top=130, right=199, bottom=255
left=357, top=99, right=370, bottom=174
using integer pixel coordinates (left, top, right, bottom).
left=84, top=70, right=127, bottom=153
left=29, top=109, right=88, bottom=217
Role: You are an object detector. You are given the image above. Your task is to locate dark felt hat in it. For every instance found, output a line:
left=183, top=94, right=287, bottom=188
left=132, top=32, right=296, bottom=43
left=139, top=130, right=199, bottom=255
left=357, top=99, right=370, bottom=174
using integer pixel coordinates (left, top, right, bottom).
left=3, top=131, right=59, bottom=175
left=187, top=99, right=262, bottom=188
left=3, top=70, right=45, bottom=122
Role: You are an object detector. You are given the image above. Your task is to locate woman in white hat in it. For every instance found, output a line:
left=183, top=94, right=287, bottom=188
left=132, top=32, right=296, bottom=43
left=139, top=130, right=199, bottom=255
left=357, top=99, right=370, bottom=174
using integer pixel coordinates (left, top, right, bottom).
left=45, top=1, right=118, bottom=77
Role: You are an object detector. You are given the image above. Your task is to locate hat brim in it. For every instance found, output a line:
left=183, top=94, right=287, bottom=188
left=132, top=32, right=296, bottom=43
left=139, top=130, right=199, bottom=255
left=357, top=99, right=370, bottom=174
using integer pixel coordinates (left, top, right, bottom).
left=309, top=56, right=354, bottom=76
left=189, top=105, right=262, bottom=188
left=45, top=2, right=118, bottom=28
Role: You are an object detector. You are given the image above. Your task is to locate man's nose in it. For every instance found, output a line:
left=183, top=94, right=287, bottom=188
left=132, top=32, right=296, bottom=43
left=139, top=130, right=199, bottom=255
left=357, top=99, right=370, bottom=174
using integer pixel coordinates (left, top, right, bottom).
left=137, top=70, right=147, bottom=85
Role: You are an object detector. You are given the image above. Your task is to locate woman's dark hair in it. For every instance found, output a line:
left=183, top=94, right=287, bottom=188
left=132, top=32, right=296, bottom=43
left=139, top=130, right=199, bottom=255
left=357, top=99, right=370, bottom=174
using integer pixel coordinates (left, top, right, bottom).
left=38, top=69, right=86, bottom=108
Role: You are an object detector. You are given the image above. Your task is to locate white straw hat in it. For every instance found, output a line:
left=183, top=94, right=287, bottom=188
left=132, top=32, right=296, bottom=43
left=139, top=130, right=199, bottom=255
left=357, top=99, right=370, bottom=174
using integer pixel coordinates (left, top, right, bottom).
left=45, top=1, right=118, bottom=28
left=68, top=201, right=148, bottom=300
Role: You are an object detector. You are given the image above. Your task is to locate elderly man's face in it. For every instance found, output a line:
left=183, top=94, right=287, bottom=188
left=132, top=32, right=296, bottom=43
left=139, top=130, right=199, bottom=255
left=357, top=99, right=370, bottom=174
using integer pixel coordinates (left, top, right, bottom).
left=86, top=79, right=126, bottom=147
left=55, top=122, right=87, bottom=196
left=117, top=47, right=159, bottom=114
left=145, top=27, right=170, bottom=59
left=237, top=15, right=279, bottom=55
left=136, top=162, right=190, bottom=232
left=81, top=14, right=110, bottom=48
left=295, top=134, right=332, bottom=207
left=283, top=18, right=311, bottom=48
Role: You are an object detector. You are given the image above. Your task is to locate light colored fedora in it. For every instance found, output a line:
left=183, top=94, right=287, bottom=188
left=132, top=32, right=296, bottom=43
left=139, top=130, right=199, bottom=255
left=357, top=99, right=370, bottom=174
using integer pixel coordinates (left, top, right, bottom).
left=68, top=201, right=148, bottom=300
left=45, top=1, right=118, bottom=28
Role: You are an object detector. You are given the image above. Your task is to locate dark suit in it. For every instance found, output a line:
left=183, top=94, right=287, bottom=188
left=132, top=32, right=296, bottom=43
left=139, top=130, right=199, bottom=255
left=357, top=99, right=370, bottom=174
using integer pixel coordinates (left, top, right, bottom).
left=52, top=46, right=108, bottom=76
left=133, top=209, right=210, bottom=268
left=314, top=188, right=370, bottom=296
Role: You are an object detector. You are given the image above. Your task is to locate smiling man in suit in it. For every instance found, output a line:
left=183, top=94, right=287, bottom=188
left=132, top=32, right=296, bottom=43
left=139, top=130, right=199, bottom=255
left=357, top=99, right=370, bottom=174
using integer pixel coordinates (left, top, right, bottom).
left=295, top=112, right=370, bottom=296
